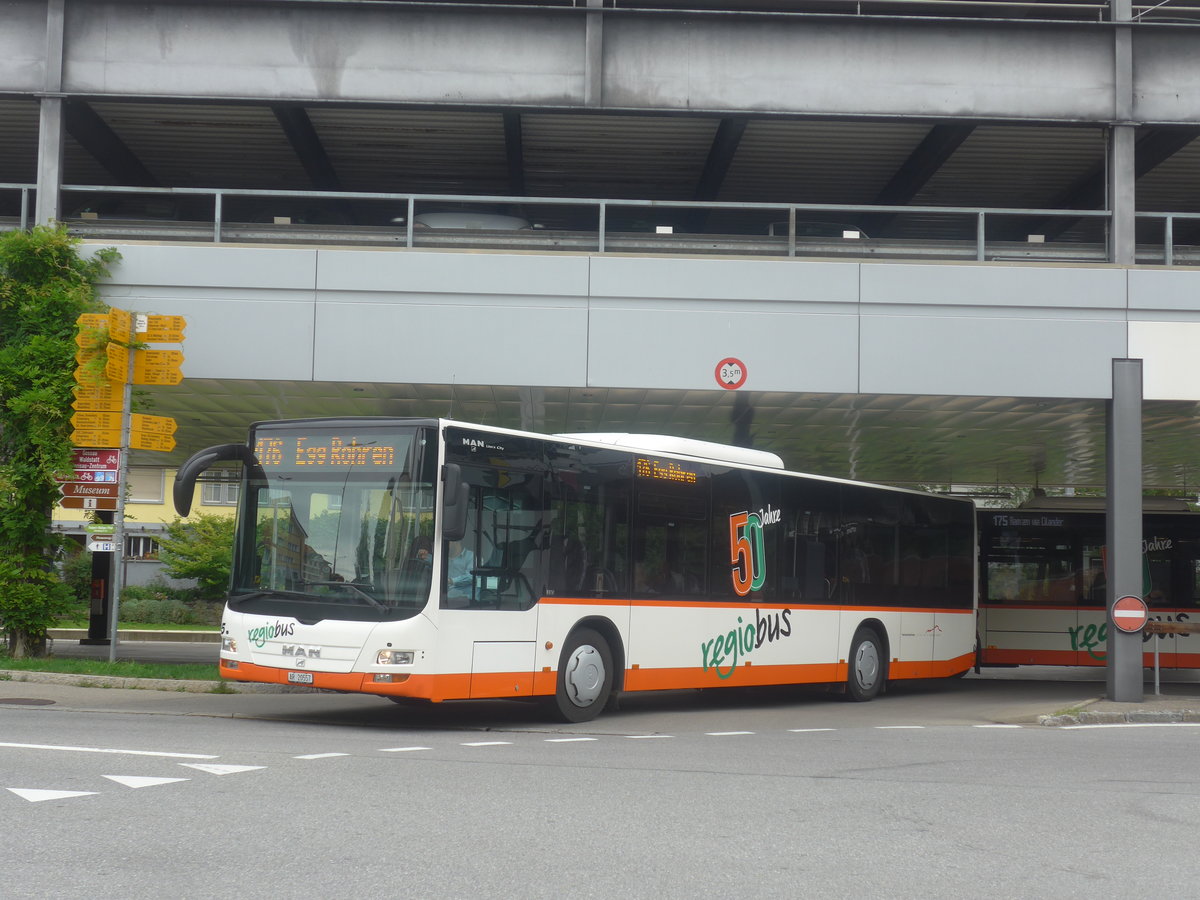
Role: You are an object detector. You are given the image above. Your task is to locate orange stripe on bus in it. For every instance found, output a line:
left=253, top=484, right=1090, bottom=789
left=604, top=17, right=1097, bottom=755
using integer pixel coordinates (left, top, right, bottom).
left=540, top=596, right=974, bottom=615
left=889, top=653, right=974, bottom=680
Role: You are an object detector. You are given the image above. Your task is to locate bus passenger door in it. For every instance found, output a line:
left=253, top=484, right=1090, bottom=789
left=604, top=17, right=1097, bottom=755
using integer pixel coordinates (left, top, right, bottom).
left=443, top=461, right=545, bottom=699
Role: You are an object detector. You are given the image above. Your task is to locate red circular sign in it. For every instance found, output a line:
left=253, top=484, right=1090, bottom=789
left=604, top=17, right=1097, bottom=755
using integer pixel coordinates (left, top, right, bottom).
left=715, top=357, right=748, bottom=390
left=1111, top=595, right=1149, bottom=633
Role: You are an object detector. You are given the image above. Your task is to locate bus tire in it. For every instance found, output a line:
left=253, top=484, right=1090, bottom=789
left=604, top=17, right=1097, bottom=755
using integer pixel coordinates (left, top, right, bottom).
left=554, top=628, right=613, bottom=723
left=846, top=627, right=885, bottom=702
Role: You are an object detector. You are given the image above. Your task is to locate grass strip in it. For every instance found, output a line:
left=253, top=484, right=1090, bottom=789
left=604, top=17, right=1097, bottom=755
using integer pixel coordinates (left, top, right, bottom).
left=55, top=620, right=220, bottom=632
left=0, top=656, right=219, bottom=682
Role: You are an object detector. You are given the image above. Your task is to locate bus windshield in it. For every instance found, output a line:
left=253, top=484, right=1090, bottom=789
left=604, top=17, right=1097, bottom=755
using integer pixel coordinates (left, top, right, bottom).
left=229, top=423, right=438, bottom=622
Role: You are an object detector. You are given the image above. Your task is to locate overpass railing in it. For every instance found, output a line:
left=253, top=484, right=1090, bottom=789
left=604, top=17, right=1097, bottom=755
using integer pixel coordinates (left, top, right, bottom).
left=3, top=182, right=1200, bottom=266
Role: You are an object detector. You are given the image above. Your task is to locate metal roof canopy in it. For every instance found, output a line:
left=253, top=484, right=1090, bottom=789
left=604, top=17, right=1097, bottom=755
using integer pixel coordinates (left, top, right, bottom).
left=2, top=99, right=1200, bottom=234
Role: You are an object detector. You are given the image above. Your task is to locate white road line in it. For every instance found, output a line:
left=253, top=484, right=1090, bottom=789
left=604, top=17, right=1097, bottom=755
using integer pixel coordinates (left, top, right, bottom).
left=0, top=742, right=217, bottom=759
left=461, top=741, right=513, bottom=747
left=8, top=788, right=98, bottom=803
left=626, top=735, right=674, bottom=739
left=1061, top=722, right=1200, bottom=730
left=379, top=746, right=432, bottom=753
left=544, top=737, right=598, bottom=743
left=293, top=753, right=350, bottom=759
left=788, top=728, right=836, bottom=733
left=974, top=724, right=1023, bottom=729
left=875, top=726, right=925, bottom=730
left=705, top=731, right=755, bottom=736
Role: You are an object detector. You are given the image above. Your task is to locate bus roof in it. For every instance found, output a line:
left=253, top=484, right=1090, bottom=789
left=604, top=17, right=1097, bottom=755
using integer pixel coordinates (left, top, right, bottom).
left=554, top=432, right=786, bottom=470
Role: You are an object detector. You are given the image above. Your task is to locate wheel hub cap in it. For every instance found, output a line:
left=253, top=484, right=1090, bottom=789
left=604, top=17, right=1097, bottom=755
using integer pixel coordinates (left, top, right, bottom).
left=564, top=645, right=604, bottom=707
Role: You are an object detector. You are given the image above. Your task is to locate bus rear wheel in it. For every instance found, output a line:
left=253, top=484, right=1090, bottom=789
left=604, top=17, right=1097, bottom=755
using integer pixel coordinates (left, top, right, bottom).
left=554, top=628, right=613, bottom=723
left=846, top=627, right=885, bottom=701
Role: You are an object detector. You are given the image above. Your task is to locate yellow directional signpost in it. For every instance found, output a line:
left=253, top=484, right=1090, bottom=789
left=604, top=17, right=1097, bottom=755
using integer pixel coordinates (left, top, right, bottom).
left=72, top=379, right=125, bottom=412
left=108, top=307, right=133, bottom=344
left=133, top=349, right=185, bottom=386
left=70, top=308, right=187, bottom=662
left=136, top=314, right=186, bottom=343
left=130, top=413, right=178, bottom=452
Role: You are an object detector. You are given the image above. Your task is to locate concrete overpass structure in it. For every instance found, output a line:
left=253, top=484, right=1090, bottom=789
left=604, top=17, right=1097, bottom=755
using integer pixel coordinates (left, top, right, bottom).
left=6, top=0, right=1200, bottom=492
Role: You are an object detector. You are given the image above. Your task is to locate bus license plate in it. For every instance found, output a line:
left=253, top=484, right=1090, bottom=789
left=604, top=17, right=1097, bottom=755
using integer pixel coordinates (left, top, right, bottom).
left=287, top=671, right=313, bottom=684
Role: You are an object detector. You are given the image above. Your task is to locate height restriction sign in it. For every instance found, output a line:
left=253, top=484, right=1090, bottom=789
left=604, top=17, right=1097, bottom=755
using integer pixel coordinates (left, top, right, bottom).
left=715, top=357, right=748, bottom=390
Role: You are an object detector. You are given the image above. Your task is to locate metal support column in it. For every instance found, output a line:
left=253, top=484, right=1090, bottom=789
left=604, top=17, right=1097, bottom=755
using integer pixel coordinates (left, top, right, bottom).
left=1108, top=0, right=1136, bottom=266
left=584, top=0, right=604, bottom=107
left=1106, top=358, right=1144, bottom=702
left=34, top=0, right=67, bottom=226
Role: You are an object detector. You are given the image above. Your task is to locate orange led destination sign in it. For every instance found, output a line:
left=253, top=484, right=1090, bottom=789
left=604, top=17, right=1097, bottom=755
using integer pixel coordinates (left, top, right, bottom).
left=636, top=457, right=698, bottom=484
left=255, top=436, right=398, bottom=468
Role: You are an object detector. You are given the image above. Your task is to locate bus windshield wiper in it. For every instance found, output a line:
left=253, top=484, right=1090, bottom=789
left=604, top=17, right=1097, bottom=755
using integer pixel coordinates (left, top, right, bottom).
left=299, top=581, right=387, bottom=610
left=229, top=589, right=328, bottom=604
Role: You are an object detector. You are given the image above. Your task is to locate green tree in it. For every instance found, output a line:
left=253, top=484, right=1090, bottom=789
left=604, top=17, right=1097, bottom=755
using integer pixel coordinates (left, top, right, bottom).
left=0, top=226, right=118, bottom=657
left=158, top=513, right=237, bottom=600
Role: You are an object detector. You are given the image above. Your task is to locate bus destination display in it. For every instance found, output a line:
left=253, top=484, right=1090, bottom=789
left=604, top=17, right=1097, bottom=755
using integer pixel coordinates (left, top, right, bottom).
left=636, top=457, right=698, bottom=484
left=255, top=435, right=398, bottom=468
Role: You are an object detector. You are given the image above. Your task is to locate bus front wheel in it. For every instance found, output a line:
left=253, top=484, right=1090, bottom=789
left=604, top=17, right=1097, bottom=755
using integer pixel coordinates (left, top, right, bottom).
left=846, top=627, right=885, bottom=701
left=554, top=628, right=613, bottom=723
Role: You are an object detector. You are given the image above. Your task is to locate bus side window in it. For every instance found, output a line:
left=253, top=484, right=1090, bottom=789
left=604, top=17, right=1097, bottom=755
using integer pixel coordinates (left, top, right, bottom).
left=446, top=469, right=544, bottom=610
left=548, top=448, right=630, bottom=598
left=777, top=479, right=836, bottom=603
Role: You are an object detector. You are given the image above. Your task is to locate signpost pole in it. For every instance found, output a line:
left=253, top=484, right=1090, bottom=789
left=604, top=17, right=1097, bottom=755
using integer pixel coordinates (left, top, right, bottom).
left=1106, top=358, right=1144, bottom=703
left=107, top=357, right=135, bottom=663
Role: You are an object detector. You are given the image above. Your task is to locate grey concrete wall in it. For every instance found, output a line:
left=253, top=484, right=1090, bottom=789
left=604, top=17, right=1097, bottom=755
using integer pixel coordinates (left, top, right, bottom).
left=4, top=0, right=1198, bottom=125
left=93, top=241, right=1200, bottom=402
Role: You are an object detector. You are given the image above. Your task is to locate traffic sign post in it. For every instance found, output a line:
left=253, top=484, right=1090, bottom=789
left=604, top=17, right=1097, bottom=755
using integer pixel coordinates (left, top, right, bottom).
left=59, top=495, right=119, bottom=511
left=70, top=309, right=187, bottom=661
left=60, top=482, right=120, bottom=501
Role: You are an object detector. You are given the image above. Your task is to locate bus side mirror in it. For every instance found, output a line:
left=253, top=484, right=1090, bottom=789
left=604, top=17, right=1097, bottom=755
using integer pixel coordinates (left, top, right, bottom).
left=442, top=463, right=469, bottom=542
left=173, top=443, right=258, bottom=517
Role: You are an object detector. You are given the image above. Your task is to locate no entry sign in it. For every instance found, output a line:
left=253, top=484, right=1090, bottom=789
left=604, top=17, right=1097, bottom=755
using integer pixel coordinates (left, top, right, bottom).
left=1111, top=595, right=1149, bottom=633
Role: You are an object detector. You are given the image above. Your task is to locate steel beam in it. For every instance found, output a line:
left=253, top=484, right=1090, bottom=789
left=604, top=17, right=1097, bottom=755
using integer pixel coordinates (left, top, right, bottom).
left=1, top=1, right=1192, bottom=125
left=859, top=124, right=974, bottom=237
left=65, top=99, right=157, bottom=186
left=272, top=105, right=339, bottom=192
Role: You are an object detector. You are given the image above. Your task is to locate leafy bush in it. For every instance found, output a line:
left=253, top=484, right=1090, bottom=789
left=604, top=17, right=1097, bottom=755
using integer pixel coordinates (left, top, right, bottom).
left=0, top=225, right=118, bottom=656
left=118, top=592, right=193, bottom=625
left=59, top=549, right=94, bottom=602
left=158, top=514, right=235, bottom=600
left=118, top=583, right=223, bottom=626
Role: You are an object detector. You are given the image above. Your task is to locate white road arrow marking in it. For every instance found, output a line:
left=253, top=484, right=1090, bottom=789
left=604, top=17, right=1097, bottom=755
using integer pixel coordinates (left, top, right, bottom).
left=179, top=764, right=265, bottom=776
left=102, top=775, right=190, bottom=789
left=8, top=788, right=98, bottom=803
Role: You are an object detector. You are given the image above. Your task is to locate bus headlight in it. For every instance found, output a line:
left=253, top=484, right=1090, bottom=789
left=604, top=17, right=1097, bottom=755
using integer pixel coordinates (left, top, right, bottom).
left=222, top=636, right=237, bottom=652
left=376, top=649, right=414, bottom=665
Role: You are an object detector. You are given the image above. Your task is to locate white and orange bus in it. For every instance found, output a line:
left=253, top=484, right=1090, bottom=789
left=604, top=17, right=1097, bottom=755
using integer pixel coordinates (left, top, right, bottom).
left=978, top=499, right=1200, bottom=669
left=173, top=418, right=977, bottom=721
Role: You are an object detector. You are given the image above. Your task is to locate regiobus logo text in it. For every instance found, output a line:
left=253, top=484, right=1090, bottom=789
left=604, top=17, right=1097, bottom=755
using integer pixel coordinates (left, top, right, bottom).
left=699, top=506, right=793, bottom=680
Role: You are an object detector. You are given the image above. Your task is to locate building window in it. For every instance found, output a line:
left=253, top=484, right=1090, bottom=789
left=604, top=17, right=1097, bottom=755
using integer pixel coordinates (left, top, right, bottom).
left=127, top=468, right=165, bottom=504
left=202, top=480, right=239, bottom=506
left=126, top=536, right=160, bottom=560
